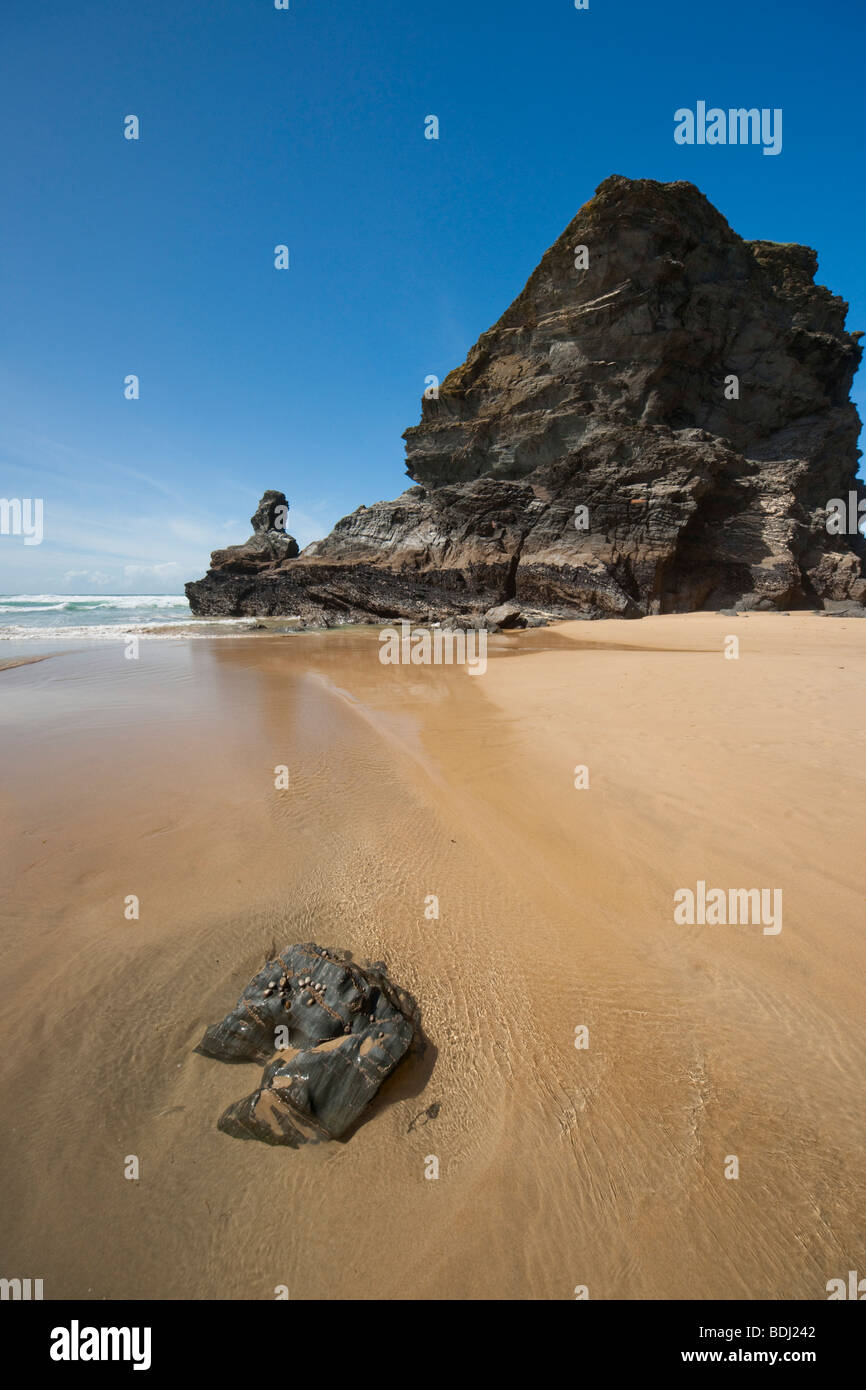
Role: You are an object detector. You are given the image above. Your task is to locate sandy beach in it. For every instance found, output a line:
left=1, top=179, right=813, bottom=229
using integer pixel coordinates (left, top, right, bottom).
left=1, top=614, right=864, bottom=1300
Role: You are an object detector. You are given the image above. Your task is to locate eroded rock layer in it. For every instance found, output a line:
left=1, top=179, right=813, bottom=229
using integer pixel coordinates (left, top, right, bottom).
left=186, top=176, right=865, bottom=622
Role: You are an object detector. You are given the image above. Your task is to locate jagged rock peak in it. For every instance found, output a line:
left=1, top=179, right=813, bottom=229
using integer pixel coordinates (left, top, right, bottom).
left=250, top=489, right=290, bottom=534
left=402, top=174, right=861, bottom=490
left=206, top=489, right=299, bottom=576
left=186, top=176, right=864, bottom=622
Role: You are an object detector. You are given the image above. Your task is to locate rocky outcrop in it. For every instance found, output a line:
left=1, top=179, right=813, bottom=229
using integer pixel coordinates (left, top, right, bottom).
left=197, top=943, right=417, bottom=1147
left=186, top=176, right=865, bottom=622
left=204, top=489, right=299, bottom=577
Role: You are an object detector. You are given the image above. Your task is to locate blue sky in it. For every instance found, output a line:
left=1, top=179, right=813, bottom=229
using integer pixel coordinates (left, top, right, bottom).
left=2, top=0, right=864, bottom=593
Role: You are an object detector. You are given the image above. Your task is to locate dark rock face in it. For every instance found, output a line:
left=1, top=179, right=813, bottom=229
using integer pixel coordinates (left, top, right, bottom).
left=186, top=177, right=865, bottom=621
left=196, top=943, right=417, bottom=1147
left=205, top=488, right=300, bottom=578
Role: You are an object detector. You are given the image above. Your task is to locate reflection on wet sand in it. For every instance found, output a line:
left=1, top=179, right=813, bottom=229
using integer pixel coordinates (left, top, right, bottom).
left=0, top=614, right=864, bottom=1299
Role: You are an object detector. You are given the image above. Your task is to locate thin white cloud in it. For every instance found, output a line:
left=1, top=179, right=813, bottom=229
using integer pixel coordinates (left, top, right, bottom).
left=62, top=569, right=113, bottom=589
left=122, top=562, right=183, bottom=584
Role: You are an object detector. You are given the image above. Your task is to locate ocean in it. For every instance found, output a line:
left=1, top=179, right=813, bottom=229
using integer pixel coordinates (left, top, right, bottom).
left=0, top=593, right=196, bottom=639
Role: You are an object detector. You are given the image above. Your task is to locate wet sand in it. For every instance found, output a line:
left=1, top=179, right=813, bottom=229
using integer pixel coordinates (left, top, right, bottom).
left=0, top=615, right=864, bottom=1300
left=0, top=652, right=60, bottom=672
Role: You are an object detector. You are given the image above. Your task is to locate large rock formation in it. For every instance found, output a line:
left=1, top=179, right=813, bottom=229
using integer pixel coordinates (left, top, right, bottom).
left=203, top=490, right=300, bottom=577
left=197, top=943, right=418, bottom=1147
left=186, top=176, right=865, bottom=622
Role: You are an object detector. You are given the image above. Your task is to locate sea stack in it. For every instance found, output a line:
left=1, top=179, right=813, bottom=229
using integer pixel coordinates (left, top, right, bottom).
left=198, top=489, right=299, bottom=578
left=186, top=176, right=865, bottom=623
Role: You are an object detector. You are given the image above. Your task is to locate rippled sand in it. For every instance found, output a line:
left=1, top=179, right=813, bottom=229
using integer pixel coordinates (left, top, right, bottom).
left=0, top=615, right=863, bottom=1299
